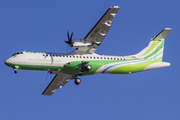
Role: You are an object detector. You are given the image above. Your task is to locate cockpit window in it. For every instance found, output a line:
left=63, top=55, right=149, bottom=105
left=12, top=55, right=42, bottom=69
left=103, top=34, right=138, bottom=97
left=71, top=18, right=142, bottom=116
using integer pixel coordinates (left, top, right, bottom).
left=12, top=52, right=23, bottom=56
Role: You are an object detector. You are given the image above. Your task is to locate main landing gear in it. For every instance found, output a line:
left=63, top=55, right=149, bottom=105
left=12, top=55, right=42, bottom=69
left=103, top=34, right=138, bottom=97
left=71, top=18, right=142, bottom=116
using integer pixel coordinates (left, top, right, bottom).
left=74, top=78, right=81, bottom=85
left=73, top=61, right=92, bottom=85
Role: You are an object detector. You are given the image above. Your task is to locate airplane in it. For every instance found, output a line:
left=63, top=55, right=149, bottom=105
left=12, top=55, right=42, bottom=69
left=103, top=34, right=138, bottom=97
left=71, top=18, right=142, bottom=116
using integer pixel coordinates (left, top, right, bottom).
left=4, top=6, right=171, bottom=96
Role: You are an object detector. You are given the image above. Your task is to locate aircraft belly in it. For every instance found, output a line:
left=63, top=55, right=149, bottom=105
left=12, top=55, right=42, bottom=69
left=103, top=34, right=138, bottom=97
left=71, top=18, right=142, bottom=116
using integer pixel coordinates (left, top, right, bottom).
left=110, top=61, right=163, bottom=74
left=143, top=62, right=170, bottom=71
left=99, top=60, right=160, bottom=74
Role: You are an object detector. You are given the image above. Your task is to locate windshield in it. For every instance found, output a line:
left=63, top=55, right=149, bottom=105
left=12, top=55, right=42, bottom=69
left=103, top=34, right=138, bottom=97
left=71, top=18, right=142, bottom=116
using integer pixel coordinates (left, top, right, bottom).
left=12, top=52, right=23, bottom=56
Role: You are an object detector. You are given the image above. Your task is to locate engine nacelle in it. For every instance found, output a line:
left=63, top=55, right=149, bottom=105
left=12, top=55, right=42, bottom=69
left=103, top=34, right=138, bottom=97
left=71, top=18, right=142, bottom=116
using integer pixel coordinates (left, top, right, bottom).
left=71, top=39, right=92, bottom=47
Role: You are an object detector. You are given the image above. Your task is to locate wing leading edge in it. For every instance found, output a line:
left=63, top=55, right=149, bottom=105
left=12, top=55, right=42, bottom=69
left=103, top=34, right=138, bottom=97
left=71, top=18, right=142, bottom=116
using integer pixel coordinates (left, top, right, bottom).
left=42, top=72, right=73, bottom=96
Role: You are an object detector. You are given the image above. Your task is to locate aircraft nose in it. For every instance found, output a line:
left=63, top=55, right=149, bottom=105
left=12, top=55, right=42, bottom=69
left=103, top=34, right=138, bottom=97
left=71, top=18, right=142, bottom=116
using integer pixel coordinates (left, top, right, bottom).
left=4, top=58, right=11, bottom=66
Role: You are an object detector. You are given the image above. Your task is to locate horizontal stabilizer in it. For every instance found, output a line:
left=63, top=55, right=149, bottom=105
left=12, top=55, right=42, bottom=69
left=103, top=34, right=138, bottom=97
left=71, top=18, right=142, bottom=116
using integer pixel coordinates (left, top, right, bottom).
left=153, top=28, right=172, bottom=41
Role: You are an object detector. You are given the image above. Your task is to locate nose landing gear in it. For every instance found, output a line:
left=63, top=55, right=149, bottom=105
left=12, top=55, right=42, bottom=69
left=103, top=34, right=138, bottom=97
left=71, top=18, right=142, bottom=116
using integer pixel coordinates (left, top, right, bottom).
left=13, top=66, right=19, bottom=74
left=13, top=68, right=18, bottom=74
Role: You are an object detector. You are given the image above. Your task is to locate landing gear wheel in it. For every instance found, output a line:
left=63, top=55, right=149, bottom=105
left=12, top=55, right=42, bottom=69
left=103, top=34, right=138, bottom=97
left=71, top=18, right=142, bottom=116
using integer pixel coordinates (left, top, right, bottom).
left=14, top=69, right=18, bottom=74
left=86, top=65, right=92, bottom=71
left=75, top=78, right=81, bottom=85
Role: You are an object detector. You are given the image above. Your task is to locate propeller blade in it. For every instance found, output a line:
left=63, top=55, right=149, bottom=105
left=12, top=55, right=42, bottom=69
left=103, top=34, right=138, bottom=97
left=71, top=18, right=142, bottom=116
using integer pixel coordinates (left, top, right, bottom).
left=70, top=32, right=74, bottom=41
left=46, top=71, right=52, bottom=80
left=66, top=45, right=70, bottom=52
left=46, top=71, right=50, bottom=80
left=67, top=30, right=70, bottom=40
left=65, top=30, right=74, bottom=44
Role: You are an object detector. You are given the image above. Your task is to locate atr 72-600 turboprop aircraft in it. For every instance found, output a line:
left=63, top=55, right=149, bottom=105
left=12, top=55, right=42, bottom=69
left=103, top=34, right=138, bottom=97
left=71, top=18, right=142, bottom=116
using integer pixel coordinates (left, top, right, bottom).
left=4, top=6, right=171, bottom=96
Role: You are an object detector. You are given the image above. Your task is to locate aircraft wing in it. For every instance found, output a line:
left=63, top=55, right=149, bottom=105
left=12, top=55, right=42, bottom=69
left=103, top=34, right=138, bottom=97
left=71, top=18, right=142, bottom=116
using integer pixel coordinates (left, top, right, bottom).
left=42, top=72, right=73, bottom=96
left=81, top=6, right=120, bottom=54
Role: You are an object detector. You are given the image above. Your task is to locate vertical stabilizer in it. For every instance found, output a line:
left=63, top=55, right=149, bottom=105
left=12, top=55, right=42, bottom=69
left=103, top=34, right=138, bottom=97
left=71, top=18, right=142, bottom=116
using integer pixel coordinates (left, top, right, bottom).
left=135, top=28, right=172, bottom=61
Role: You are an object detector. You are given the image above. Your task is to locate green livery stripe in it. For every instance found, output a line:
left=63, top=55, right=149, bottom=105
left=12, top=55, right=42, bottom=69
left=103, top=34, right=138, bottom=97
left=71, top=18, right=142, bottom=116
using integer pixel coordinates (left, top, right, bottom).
left=144, top=40, right=164, bottom=59
left=141, top=39, right=160, bottom=56
left=110, top=64, right=130, bottom=74
left=111, top=60, right=156, bottom=74
left=155, top=56, right=163, bottom=62
left=61, top=60, right=137, bottom=76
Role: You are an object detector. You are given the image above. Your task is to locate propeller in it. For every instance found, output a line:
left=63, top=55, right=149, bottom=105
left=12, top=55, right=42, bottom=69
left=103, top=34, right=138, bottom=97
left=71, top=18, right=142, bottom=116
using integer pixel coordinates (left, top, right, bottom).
left=65, top=30, right=74, bottom=47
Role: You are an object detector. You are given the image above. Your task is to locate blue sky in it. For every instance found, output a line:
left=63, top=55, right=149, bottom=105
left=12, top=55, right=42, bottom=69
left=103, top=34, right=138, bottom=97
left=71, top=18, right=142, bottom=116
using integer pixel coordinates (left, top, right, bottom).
left=1, top=0, right=180, bottom=120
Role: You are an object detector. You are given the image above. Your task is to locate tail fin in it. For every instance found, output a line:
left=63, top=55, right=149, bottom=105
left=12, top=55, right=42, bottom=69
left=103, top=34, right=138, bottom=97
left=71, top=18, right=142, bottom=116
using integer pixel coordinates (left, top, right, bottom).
left=135, top=28, right=172, bottom=61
